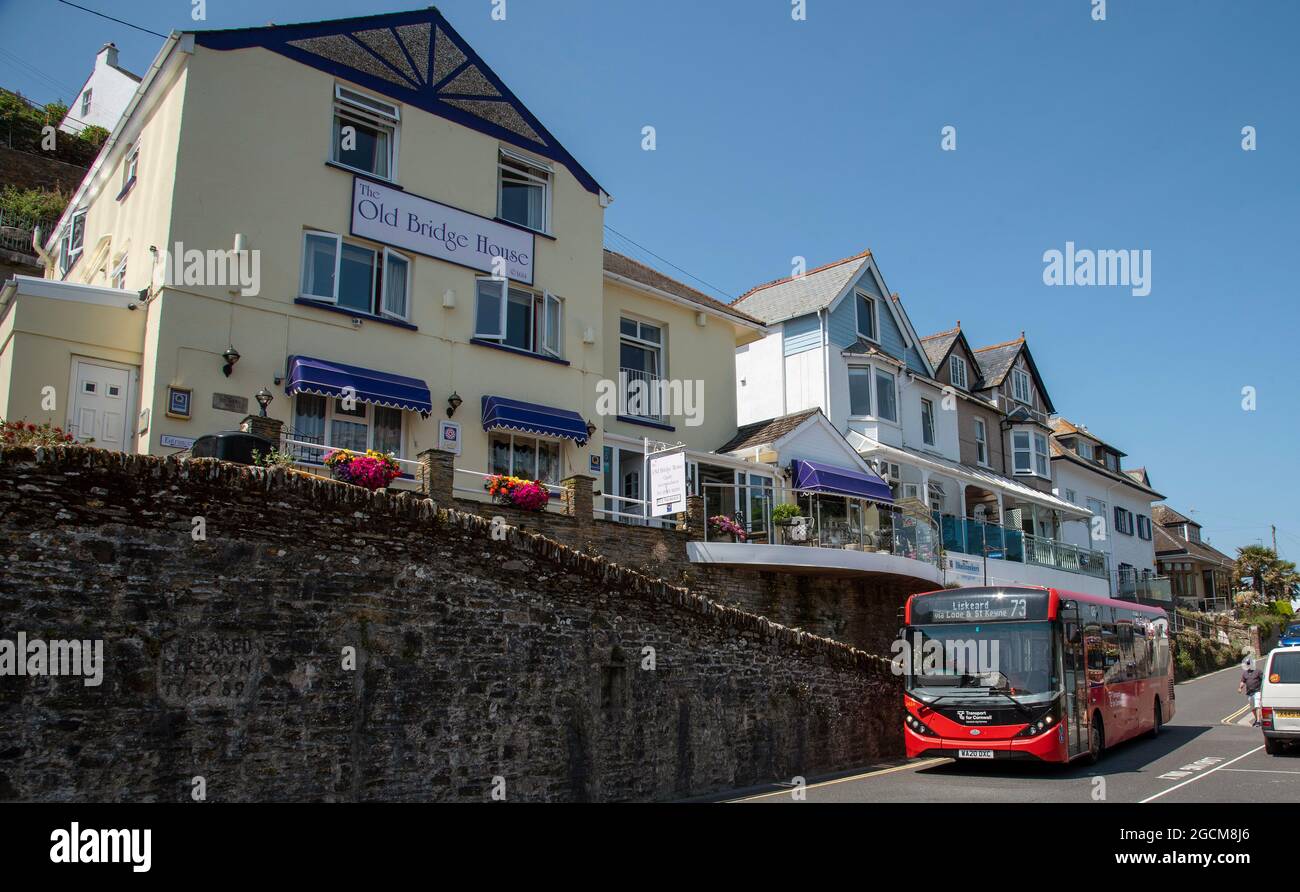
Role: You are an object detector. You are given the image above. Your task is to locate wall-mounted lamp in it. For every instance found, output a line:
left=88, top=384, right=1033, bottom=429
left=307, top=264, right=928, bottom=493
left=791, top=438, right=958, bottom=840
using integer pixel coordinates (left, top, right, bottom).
left=221, top=345, right=241, bottom=377
left=442, top=289, right=456, bottom=308
left=446, top=391, right=463, bottom=418
left=585, top=419, right=597, bottom=440
left=255, top=387, right=273, bottom=417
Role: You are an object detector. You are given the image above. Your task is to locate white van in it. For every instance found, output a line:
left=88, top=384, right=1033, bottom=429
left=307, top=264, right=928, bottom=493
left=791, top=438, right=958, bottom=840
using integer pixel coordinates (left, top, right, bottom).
left=1261, top=645, right=1300, bottom=755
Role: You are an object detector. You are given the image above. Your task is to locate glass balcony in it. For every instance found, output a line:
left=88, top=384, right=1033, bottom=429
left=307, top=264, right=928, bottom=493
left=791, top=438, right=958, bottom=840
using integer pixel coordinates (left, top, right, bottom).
left=936, top=512, right=1109, bottom=580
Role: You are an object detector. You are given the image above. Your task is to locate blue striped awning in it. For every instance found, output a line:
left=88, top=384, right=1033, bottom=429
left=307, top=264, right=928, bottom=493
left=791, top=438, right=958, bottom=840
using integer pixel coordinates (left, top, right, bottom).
left=482, top=395, right=589, bottom=445
left=285, top=355, right=433, bottom=416
left=791, top=458, right=893, bottom=503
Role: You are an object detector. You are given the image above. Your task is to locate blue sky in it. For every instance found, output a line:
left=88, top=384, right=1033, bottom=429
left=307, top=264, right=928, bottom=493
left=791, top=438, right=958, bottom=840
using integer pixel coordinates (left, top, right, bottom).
left=2, top=0, right=1297, bottom=560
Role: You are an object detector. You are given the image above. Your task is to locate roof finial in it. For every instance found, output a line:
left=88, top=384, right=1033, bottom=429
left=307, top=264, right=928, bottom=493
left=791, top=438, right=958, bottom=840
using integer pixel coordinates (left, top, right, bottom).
left=956, top=319, right=961, bottom=329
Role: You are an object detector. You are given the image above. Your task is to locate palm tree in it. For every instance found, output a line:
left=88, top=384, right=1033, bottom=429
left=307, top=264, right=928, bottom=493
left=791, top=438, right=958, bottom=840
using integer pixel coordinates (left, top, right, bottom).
left=1264, top=559, right=1300, bottom=602
left=1235, top=545, right=1278, bottom=597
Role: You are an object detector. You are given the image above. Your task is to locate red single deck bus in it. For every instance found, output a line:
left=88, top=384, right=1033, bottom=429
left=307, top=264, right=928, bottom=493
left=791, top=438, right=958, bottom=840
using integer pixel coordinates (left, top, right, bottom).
left=901, top=585, right=1175, bottom=763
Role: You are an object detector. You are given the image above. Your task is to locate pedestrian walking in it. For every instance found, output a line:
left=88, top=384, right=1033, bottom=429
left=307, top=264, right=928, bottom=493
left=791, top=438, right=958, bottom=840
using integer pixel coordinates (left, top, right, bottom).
left=1239, top=657, right=1264, bottom=726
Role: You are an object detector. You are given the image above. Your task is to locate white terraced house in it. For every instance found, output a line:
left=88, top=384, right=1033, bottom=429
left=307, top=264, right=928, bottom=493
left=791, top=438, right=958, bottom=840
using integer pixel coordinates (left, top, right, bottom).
left=732, top=250, right=1112, bottom=596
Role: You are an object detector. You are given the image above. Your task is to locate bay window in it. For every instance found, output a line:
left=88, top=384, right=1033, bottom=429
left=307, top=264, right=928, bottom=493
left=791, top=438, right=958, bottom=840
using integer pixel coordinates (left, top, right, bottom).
left=300, top=231, right=410, bottom=320
left=874, top=368, right=897, bottom=422
left=291, top=394, right=404, bottom=461
left=848, top=367, right=872, bottom=416
left=332, top=85, right=399, bottom=179
left=490, top=432, right=561, bottom=485
left=475, top=277, right=562, bottom=357
left=1012, top=428, right=1049, bottom=477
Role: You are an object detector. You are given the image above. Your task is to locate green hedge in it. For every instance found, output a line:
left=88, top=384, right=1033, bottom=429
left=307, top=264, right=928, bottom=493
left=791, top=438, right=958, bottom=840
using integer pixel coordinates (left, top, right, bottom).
left=1173, top=630, right=1243, bottom=681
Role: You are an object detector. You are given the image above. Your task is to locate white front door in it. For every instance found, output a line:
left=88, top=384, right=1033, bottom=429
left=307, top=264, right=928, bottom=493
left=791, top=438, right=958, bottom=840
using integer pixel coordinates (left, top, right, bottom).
left=70, top=360, right=130, bottom=450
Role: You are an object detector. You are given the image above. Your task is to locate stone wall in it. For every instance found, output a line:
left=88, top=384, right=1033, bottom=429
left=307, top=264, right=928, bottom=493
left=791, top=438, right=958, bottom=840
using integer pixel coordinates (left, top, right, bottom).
left=0, top=447, right=901, bottom=802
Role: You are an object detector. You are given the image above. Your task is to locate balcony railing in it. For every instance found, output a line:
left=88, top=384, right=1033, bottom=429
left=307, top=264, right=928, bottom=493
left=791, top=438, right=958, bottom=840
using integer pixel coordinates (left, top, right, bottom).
left=0, top=210, right=54, bottom=259
left=701, top=482, right=942, bottom=570
left=619, top=367, right=666, bottom=423
left=938, top=512, right=1109, bottom=580
left=1117, top=572, right=1173, bottom=603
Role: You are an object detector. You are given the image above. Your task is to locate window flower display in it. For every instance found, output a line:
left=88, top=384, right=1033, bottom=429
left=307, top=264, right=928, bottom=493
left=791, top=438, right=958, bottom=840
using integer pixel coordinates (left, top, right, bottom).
left=485, top=474, right=550, bottom=512
left=323, top=448, right=401, bottom=491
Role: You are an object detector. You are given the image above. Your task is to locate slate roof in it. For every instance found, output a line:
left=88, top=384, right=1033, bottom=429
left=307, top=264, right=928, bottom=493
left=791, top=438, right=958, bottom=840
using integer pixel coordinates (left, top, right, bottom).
left=1155, top=524, right=1236, bottom=568
left=1153, top=504, right=1195, bottom=527
left=730, top=250, right=873, bottom=324
left=603, top=250, right=765, bottom=327
left=919, top=325, right=961, bottom=369
left=842, top=338, right=904, bottom=365
left=717, top=408, right=822, bottom=454
left=1049, top=440, right=1165, bottom=499
left=1050, top=417, right=1127, bottom=458
left=971, top=336, right=1024, bottom=385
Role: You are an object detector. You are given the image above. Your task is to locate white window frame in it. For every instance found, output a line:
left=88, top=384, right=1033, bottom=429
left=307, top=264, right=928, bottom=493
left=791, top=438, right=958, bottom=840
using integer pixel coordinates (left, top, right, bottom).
left=920, top=397, right=935, bottom=446
left=855, top=289, right=878, bottom=342
left=1137, top=514, right=1152, bottom=541
left=292, top=394, right=406, bottom=460
left=489, top=431, right=563, bottom=485
left=81, top=89, right=91, bottom=116
left=1033, top=432, right=1049, bottom=477
left=110, top=255, right=127, bottom=290
left=873, top=366, right=898, bottom=423
left=1011, top=367, right=1032, bottom=404
left=619, top=316, right=664, bottom=417
left=59, top=208, right=87, bottom=277
left=475, top=276, right=563, bottom=358
left=1064, top=488, right=1077, bottom=504
left=1012, top=429, right=1033, bottom=475
left=298, top=230, right=410, bottom=321
left=973, top=417, right=988, bottom=466
left=331, top=84, right=400, bottom=181
left=950, top=354, right=967, bottom=390
left=497, top=147, right=552, bottom=235
left=122, top=143, right=139, bottom=193
left=847, top=366, right=873, bottom=418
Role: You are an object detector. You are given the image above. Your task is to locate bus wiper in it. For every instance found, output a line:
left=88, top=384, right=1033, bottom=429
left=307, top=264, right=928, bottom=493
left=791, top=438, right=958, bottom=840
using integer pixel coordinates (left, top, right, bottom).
left=984, top=687, right=1033, bottom=717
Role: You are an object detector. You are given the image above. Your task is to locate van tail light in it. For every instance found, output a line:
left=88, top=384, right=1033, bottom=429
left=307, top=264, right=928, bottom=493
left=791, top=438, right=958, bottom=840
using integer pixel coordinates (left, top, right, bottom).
left=1261, top=707, right=1273, bottom=730
left=1270, top=674, right=1281, bottom=684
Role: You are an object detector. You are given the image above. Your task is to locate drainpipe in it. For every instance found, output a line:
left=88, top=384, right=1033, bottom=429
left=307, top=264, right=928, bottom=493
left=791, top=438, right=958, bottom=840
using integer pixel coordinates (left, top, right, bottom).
left=820, top=308, right=830, bottom=419
left=31, top=226, right=54, bottom=268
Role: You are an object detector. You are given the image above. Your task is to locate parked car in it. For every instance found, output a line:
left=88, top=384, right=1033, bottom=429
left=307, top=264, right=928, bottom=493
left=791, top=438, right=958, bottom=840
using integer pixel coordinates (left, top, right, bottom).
left=1261, top=645, right=1300, bottom=755
left=1279, top=622, right=1300, bottom=648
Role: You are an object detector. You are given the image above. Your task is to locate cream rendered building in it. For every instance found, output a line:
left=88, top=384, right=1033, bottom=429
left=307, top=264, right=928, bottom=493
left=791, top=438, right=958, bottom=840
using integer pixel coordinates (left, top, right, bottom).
left=1, top=9, right=763, bottom=508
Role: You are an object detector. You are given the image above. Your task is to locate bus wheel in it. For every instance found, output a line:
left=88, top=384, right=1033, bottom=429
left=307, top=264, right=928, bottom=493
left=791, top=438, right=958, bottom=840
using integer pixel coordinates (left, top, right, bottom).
left=1086, top=715, right=1104, bottom=764
left=1148, top=701, right=1162, bottom=739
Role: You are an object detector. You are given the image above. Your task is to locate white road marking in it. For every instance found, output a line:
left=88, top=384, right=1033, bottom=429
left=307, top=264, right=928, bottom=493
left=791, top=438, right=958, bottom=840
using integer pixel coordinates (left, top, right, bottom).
left=1221, top=768, right=1300, bottom=775
left=1141, top=746, right=1264, bottom=803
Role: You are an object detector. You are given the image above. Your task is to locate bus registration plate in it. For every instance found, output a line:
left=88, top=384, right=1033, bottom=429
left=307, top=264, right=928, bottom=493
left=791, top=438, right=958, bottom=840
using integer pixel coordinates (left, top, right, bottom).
left=957, top=749, right=994, bottom=759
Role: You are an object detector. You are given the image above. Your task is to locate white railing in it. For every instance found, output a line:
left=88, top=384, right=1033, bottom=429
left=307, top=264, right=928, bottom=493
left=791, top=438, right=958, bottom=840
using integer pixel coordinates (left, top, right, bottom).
left=452, top=467, right=567, bottom=511
left=280, top=437, right=423, bottom=488
left=619, top=367, right=667, bottom=423
left=595, top=491, right=680, bottom=528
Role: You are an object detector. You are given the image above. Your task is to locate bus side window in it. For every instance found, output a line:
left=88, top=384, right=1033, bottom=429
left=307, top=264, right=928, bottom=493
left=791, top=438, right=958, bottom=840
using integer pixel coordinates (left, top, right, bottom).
left=1133, top=621, right=1152, bottom=678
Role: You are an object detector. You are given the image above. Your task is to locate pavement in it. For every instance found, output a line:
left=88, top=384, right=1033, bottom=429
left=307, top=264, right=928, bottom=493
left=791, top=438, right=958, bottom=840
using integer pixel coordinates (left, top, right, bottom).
left=729, top=664, right=1300, bottom=803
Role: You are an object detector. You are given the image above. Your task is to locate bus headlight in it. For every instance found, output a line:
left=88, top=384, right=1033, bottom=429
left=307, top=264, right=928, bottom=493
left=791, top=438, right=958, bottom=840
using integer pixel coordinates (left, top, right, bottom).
left=1016, top=711, right=1058, bottom=738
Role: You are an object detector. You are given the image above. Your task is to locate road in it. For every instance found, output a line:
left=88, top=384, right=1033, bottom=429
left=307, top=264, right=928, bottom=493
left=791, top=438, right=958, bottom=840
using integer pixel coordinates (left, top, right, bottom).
left=733, top=665, right=1300, bottom=803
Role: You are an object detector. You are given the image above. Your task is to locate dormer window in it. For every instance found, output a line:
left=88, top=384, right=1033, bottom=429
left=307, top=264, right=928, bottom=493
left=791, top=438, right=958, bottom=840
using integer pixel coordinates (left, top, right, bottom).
left=1011, top=367, right=1032, bottom=404
left=949, top=355, right=967, bottom=390
left=1075, top=439, right=1093, bottom=460
left=855, top=290, right=877, bottom=341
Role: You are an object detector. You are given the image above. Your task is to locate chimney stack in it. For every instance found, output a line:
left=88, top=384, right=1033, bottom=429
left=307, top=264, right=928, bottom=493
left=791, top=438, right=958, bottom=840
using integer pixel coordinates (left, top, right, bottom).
left=98, top=42, right=119, bottom=69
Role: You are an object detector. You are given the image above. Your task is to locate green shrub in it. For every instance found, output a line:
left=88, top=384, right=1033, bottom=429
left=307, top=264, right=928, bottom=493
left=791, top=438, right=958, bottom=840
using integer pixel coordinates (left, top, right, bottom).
left=0, top=186, right=69, bottom=223
left=771, top=503, right=803, bottom=523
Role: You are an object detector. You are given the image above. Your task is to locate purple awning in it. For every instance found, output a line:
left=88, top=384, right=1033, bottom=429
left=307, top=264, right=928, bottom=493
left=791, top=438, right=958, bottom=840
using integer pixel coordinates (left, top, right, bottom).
left=790, top=458, right=893, bottom=503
